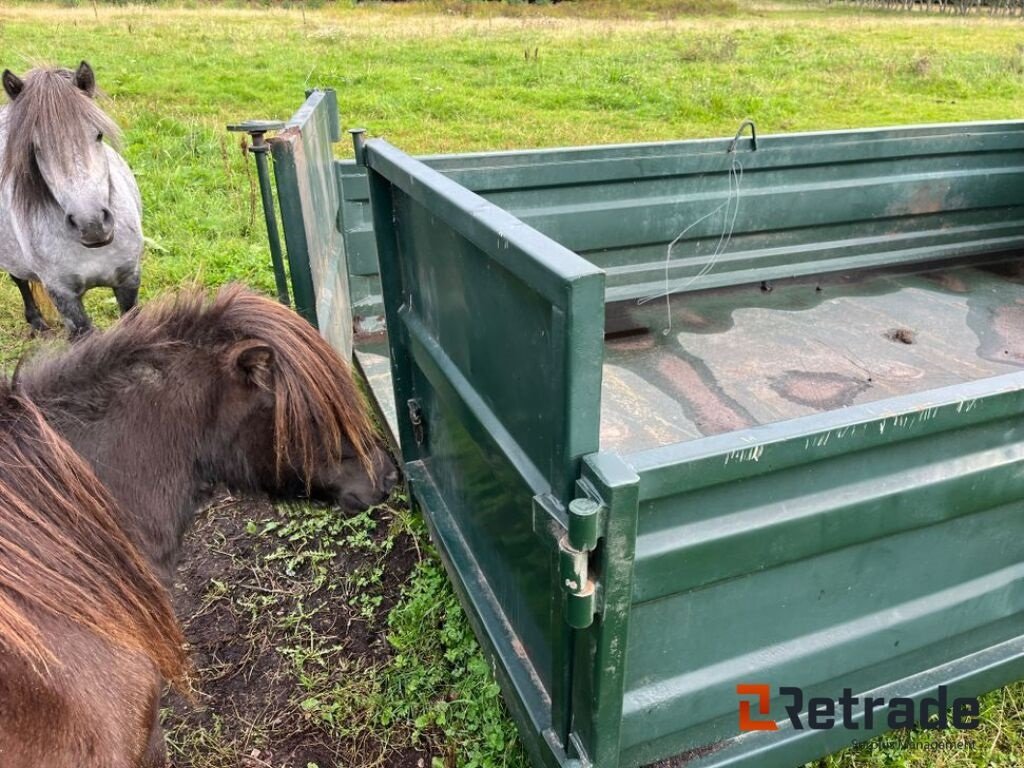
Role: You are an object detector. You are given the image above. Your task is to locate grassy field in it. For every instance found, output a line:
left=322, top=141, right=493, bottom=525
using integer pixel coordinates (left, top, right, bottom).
left=1, top=1, right=1023, bottom=766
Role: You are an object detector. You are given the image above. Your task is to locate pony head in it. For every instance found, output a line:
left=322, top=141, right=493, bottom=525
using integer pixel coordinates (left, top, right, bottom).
left=2, top=62, right=120, bottom=247
left=35, top=285, right=402, bottom=512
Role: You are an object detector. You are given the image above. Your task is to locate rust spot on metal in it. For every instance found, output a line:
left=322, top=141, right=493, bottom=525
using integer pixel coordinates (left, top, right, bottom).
left=887, top=183, right=951, bottom=216
left=354, top=327, right=388, bottom=346
left=673, top=307, right=713, bottom=331
left=276, top=125, right=302, bottom=142
left=642, top=739, right=728, bottom=767
left=510, top=637, right=530, bottom=663
left=770, top=370, right=872, bottom=409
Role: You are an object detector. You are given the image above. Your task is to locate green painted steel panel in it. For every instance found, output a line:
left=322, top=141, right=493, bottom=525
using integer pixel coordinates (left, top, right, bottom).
left=335, top=120, right=1024, bottom=323
left=269, top=89, right=352, bottom=358
left=364, top=138, right=605, bottom=766
left=615, top=373, right=1024, bottom=765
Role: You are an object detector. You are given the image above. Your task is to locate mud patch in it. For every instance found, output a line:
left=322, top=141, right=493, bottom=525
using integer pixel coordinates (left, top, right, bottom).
left=885, top=327, right=916, bottom=345
left=770, top=370, right=872, bottom=410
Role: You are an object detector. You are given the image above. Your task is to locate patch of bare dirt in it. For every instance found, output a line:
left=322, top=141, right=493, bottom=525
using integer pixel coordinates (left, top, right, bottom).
left=163, top=494, right=427, bottom=768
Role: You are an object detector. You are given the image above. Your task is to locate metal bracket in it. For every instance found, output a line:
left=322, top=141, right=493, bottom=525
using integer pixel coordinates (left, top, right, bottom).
left=407, top=398, right=425, bottom=446
left=559, top=497, right=604, bottom=629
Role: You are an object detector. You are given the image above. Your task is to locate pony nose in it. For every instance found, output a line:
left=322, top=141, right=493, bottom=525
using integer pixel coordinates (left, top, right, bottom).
left=381, top=464, right=400, bottom=495
left=67, top=208, right=114, bottom=246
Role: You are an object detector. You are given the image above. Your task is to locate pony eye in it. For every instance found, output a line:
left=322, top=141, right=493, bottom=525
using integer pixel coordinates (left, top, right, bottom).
left=96, top=132, right=104, bottom=142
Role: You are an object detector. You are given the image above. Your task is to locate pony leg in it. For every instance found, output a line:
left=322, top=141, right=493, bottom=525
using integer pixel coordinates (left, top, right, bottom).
left=114, top=283, right=139, bottom=315
left=48, top=288, right=92, bottom=339
left=9, top=275, right=50, bottom=333
left=140, top=697, right=168, bottom=768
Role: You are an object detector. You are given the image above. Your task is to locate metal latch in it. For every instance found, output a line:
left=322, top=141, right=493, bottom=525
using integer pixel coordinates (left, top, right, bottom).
left=407, top=398, right=425, bottom=446
left=559, top=497, right=603, bottom=629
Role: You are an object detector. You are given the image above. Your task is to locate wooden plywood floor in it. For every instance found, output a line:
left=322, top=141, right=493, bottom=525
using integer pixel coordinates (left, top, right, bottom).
left=601, top=259, right=1024, bottom=453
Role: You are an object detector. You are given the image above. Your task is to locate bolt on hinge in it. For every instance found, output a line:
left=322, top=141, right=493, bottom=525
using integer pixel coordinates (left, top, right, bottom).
left=559, top=497, right=604, bottom=629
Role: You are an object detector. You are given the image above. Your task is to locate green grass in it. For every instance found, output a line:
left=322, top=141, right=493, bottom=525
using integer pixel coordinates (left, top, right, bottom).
left=2, top=2, right=1024, bottom=766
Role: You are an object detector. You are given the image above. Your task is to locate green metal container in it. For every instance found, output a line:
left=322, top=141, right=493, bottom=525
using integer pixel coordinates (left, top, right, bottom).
left=269, top=91, right=1024, bottom=768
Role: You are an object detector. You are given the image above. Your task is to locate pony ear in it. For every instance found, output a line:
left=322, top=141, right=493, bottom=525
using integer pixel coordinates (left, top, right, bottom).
left=74, top=61, right=96, bottom=97
left=231, top=341, right=275, bottom=390
left=2, top=70, right=23, bottom=101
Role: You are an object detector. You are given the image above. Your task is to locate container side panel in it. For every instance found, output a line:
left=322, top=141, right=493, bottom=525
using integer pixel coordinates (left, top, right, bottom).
left=363, top=139, right=604, bottom=762
left=270, top=89, right=352, bottom=358
left=618, top=374, right=1024, bottom=766
left=332, top=122, right=1024, bottom=312
left=492, top=133, right=1024, bottom=301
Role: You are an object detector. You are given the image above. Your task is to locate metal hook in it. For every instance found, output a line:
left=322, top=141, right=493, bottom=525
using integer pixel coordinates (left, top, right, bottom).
left=728, top=119, right=757, bottom=153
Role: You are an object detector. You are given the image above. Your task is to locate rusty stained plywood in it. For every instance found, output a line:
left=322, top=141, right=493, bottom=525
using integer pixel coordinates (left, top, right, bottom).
left=600, top=258, right=1024, bottom=454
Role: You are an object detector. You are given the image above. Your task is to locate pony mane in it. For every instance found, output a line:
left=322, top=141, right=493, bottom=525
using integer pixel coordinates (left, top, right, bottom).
left=25, top=284, right=379, bottom=481
left=0, top=382, right=187, bottom=684
left=0, top=66, right=121, bottom=216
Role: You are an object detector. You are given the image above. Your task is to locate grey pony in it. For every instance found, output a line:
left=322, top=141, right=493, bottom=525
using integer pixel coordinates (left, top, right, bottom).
left=0, top=61, right=143, bottom=337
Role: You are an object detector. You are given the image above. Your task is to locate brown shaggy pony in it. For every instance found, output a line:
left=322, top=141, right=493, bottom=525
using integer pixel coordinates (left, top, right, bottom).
left=17, top=284, right=399, bottom=585
left=5, top=285, right=398, bottom=765
left=0, top=384, right=187, bottom=768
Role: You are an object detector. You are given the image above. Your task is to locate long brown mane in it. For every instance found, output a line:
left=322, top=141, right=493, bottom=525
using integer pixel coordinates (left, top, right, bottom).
left=0, top=382, right=186, bottom=685
left=26, top=284, right=379, bottom=480
left=0, top=66, right=120, bottom=216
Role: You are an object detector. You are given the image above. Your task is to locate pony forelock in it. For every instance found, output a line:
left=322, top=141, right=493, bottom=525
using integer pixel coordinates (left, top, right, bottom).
left=1, top=66, right=121, bottom=216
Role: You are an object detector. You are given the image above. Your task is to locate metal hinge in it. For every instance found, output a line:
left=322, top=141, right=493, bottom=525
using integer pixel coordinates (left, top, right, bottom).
left=559, top=497, right=604, bottom=629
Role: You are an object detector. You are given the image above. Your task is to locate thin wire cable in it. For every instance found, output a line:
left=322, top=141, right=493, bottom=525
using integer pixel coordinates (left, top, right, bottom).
left=638, top=153, right=744, bottom=335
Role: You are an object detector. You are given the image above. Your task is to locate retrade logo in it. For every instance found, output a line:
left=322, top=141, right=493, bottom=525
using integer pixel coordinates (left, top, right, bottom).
left=736, top=685, right=980, bottom=732
left=736, top=684, right=778, bottom=731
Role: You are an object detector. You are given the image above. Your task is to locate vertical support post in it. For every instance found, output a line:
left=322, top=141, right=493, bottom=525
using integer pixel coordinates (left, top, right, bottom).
left=269, top=143, right=319, bottom=327
left=350, top=128, right=367, bottom=165
left=251, top=132, right=291, bottom=306
left=364, top=147, right=419, bottom=459
left=308, top=88, right=341, bottom=142
left=569, top=452, right=640, bottom=766
left=226, top=120, right=289, bottom=306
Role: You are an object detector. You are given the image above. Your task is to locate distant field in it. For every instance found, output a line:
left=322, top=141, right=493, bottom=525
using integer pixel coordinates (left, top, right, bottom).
left=0, top=2, right=1022, bottom=766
